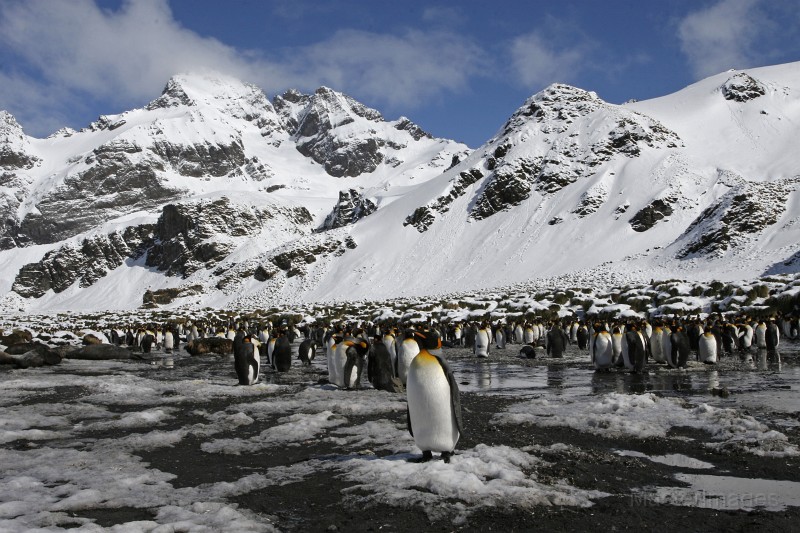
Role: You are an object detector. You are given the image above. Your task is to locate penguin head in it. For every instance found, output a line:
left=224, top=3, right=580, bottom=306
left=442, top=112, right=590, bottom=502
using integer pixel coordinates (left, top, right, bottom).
left=412, top=329, right=441, bottom=351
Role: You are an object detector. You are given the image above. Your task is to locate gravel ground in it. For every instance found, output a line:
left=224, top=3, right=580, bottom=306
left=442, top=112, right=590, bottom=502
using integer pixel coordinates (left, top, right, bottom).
left=3, top=341, right=800, bottom=531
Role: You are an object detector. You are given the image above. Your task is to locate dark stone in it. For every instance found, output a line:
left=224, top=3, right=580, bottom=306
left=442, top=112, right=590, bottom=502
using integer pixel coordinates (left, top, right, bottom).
left=471, top=160, right=540, bottom=220
left=404, top=169, right=484, bottom=231
left=66, top=344, right=133, bottom=360
left=629, top=199, right=674, bottom=232
left=12, top=225, right=154, bottom=298
left=186, top=337, right=233, bottom=356
left=320, top=189, right=377, bottom=230
left=721, top=73, right=766, bottom=102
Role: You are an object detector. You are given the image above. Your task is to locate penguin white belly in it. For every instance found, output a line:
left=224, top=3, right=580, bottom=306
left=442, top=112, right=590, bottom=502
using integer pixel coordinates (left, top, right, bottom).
left=593, top=333, right=613, bottom=369
left=699, top=334, right=717, bottom=364
left=326, top=339, right=337, bottom=384
left=248, top=351, right=261, bottom=385
left=523, top=329, right=534, bottom=344
left=331, top=344, right=348, bottom=387
left=741, top=326, right=753, bottom=348
left=661, top=330, right=673, bottom=366
left=397, top=339, right=420, bottom=384
left=514, top=326, right=523, bottom=343
left=650, top=330, right=665, bottom=363
left=383, top=336, right=397, bottom=373
left=755, top=325, right=767, bottom=348
left=407, top=354, right=459, bottom=453
left=496, top=329, right=505, bottom=349
left=164, top=332, right=174, bottom=351
left=620, top=334, right=633, bottom=369
left=474, top=331, right=489, bottom=357
left=611, top=333, right=623, bottom=359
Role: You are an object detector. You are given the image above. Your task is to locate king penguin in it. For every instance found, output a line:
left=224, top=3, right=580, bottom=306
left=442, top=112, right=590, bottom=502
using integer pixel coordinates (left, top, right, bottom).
left=474, top=323, right=491, bottom=358
left=341, top=337, right=369, bottom=389
left=298, top=338, right=317, bottom=366
left=234, top=335, right=260, bottom=385
left=273, top=332, right=293, bottom=372
left=397, top=329, right=420, bottom=385
left=592, top=325, right=614, bottom=371
left=699, top=331, right=718, bottom=364
left=406, top=329, right=462, bottom=463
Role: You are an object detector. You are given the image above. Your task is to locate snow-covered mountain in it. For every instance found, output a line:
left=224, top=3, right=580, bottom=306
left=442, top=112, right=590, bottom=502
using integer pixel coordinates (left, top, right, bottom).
left=1, top=63, right=799, bottom=312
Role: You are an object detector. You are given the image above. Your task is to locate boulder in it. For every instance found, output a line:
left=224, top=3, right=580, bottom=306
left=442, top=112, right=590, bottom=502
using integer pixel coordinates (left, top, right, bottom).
left=186, top=337, right=233, bottom=356
left=1, top=329, right=33, bottom=346
left=83, top=333, right=104, bottom=345
left=66, top=344, right=132, bottom=360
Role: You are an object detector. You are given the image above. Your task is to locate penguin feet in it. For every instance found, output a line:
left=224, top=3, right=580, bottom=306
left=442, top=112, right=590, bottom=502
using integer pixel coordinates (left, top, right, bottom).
left=440, top=451, right=453, bottom=464
left=409, top=451, right=434, bottom=463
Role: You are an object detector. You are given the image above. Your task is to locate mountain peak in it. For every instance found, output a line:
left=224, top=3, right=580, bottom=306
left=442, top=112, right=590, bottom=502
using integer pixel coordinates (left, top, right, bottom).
left=0, top=110, right=26, bottom=142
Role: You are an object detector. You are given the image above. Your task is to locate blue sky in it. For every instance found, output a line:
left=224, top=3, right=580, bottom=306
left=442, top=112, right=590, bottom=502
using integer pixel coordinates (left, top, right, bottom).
left=1, top=0, right=799, bottom=146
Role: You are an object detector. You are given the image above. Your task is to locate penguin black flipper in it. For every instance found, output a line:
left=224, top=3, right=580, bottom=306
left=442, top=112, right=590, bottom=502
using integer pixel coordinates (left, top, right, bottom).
left=432, top=353, right=463, bottom=434
left=406, top=405, right=414, bottom=437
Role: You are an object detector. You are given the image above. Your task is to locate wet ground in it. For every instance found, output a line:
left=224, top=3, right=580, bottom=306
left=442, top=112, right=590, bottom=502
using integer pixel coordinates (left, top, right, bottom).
left=2, top=339, right=799, bottom=531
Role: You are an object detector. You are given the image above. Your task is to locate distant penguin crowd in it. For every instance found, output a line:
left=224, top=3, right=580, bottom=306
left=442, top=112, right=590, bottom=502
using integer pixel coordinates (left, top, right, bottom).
left=84, top=308, right=797, bottom=466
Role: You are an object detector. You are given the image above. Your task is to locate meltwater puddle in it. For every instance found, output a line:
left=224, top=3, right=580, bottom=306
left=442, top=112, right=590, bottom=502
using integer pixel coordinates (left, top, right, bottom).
left=639, top=474, right=800, bottom=511
left=615, top=450, right=714, bottom=470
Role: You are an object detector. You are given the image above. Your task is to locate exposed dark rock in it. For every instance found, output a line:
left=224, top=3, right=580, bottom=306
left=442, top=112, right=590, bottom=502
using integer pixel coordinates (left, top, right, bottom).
left=572, top=186, right=608, bottom=217
left=721, top=73, right=767, bottom=102
left=629, top=198, right=675, bottom=232
left=471, top=158, right=541, bottom=220
left=146, top=78, right=196, bottom=110
left=149, top=139, right=246, bottom=177
left=404, top=207, right=436, bottom=233
left=0, top=111, right=39, bottom=170
left=259, top=236, right=357, bottom=281
left=146, top=198, right=271, bottom=277
left=320, top=189, right=377, bottom=230
left=7, top=344, right=62, bottom=367
left=394, top=118, right=432, bottom=140
left=12, top=225, right=154, bottom=298
left=298, top=136, right=384, bottom=177
left=404, top=169, right=484, bottom=232
left=0, top=145, right=38, bottom=170
left=186, top=337, right=233, bottom=356
left=253, top=264, right=278, bottom=282
left=278, top=87, right=387, bottom=177
left=1, top=329, right=33, bottom=345
left=16, top=142, right=174, bottom=245
left=679, top=180, right=795, bottom=257
left=66, top=344, right=133, bottom=360
left=142, top=285, right=204, bottom=306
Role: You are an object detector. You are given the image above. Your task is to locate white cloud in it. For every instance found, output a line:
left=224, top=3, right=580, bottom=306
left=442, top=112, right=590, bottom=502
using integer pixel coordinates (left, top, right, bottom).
left=0, top=0, right=488, bottom=136
left=509, top=31, right=588, bottom=89
left=677, top=0, right=770, bottom=79
left=272, top=29, right=489, bottom=108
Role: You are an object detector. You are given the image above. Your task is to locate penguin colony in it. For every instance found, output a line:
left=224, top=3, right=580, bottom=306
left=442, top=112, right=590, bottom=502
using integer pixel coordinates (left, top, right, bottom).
left=86, top=311, right=794, bottom=464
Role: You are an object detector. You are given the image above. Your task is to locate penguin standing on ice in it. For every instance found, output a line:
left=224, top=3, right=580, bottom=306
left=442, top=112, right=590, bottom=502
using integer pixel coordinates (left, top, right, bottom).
left=699, top=331, right=718, bottom=364
left=668, top=326, right=691, bottom=369
left=766, top=318, right=780, bottom=352
left=591, top=325, right=614, bottom=370
left=397, top=329, right=421, bottom=385
left=298, top=338, right=317, bottom=366
left=273, top=331, right=293, bottom=372
left=341, top=337, right=369, bottom=389
left=474, top=323, right=491, bottom=358
left=406, top=329, right=462, bottom=463
left=368, top=342, right=399, bottom=392
left=234, top=335, right=260, bottom=385
left=576, top=323, right=589, bottom=351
